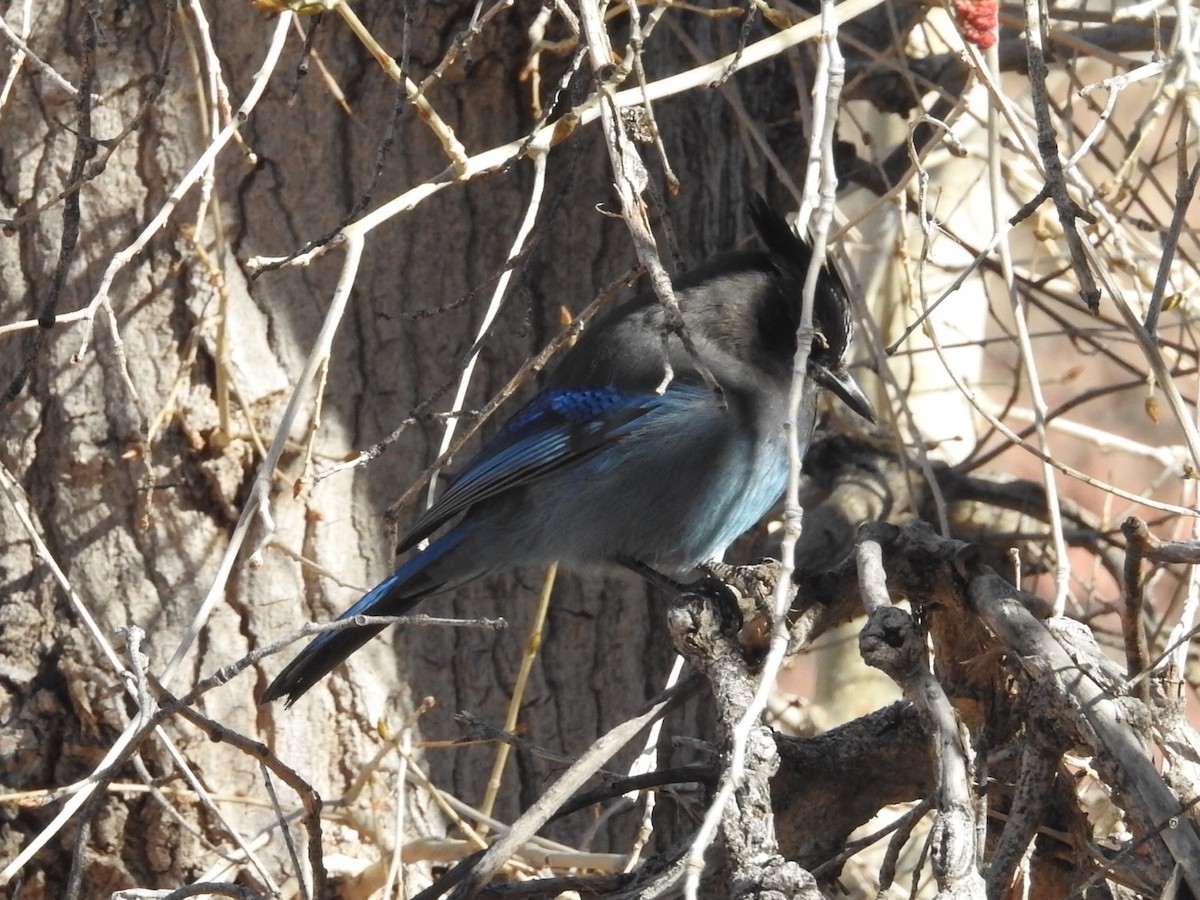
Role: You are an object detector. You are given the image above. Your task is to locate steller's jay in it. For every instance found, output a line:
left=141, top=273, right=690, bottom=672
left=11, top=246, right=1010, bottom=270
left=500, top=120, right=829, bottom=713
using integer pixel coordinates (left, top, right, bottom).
left=262, top=199, right=876, bottom=706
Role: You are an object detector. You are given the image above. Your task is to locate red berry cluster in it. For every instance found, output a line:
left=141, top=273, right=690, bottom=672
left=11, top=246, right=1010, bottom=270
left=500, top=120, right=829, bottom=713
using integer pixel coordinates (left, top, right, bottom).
left=955, top=0, right=998, bottom=49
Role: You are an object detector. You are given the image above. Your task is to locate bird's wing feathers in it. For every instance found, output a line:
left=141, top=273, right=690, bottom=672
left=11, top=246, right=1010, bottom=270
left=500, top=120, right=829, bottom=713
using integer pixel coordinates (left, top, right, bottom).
left=398, top=388, right=661, bottom=552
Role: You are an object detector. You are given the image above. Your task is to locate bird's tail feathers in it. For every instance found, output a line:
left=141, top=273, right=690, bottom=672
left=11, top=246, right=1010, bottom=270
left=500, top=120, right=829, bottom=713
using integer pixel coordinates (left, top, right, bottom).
left=260, top=526, right=471, bottom=707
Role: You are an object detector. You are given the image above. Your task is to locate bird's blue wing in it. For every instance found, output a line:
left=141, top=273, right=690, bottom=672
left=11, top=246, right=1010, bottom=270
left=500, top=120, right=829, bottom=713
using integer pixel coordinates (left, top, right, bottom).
left=398, top=388, right=661, bottom=552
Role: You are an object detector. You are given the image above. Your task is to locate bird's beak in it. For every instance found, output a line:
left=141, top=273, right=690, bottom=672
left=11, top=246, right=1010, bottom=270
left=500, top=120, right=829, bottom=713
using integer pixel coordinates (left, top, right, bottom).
left=811, top=362, right=877, bottom=423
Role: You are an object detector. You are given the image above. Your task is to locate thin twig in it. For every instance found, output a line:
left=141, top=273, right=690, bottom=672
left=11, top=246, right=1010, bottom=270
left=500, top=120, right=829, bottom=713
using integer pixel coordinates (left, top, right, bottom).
left=1012, top=0, right=1101, bottom=309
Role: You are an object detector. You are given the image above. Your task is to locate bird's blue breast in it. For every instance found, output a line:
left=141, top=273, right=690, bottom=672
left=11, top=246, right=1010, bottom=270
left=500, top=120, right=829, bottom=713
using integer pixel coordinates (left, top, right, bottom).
left=687, top=432, right=789, bottom=564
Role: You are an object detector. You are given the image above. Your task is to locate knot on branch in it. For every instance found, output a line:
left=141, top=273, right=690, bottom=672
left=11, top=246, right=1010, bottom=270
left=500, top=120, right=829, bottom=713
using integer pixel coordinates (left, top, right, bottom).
left=859, top=605, right=927, bottom=683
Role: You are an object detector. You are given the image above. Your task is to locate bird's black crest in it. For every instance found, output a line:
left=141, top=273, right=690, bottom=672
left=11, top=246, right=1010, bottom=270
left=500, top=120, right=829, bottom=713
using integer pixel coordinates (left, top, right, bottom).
left=748, top=196, right=854, bottom=366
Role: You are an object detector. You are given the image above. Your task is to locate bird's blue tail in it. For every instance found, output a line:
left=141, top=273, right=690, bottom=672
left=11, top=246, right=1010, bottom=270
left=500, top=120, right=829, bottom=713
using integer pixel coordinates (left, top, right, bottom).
left=261, top=526, right=470, bottom=707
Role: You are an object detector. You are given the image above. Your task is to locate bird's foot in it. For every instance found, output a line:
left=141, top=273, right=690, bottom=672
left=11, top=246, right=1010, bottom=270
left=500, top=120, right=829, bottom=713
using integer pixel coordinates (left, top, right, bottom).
left=701, top=559, right=785, bottom=653
left=703, top=559, right=780, bottom=605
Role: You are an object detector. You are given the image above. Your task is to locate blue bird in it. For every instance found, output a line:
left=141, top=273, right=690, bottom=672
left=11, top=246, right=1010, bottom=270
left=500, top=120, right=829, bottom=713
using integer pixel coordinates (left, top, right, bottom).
left=262, top=199, right=876, bottom=706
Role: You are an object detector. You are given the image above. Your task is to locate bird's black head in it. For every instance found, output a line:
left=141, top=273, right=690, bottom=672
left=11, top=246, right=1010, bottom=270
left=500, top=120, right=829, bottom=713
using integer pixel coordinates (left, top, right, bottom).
left=749, top=197, right=876, bottom=423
